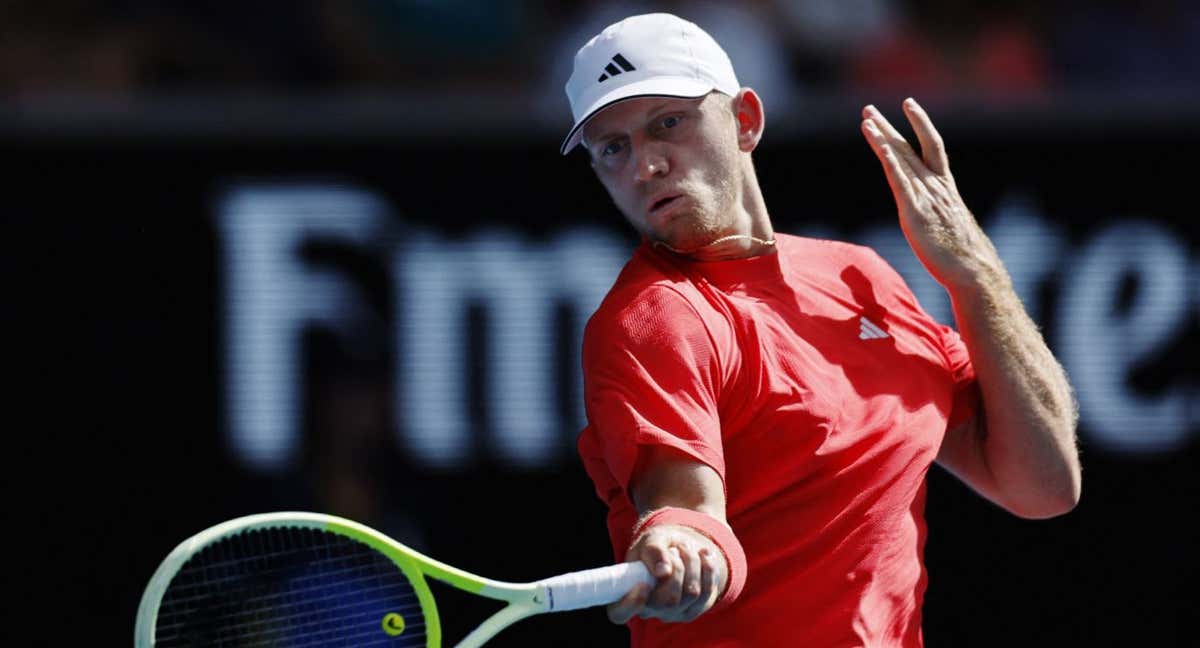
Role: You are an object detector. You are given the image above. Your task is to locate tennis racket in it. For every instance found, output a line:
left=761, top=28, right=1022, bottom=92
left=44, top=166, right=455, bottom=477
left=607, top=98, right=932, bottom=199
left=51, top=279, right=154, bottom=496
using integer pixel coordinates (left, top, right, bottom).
left=135, top=511, right=653, bottom=647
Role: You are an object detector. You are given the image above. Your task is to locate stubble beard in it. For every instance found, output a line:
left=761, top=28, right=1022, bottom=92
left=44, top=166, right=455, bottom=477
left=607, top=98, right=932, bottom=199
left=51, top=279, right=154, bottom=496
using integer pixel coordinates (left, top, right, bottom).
left=651, top=159, right=741, bottom=252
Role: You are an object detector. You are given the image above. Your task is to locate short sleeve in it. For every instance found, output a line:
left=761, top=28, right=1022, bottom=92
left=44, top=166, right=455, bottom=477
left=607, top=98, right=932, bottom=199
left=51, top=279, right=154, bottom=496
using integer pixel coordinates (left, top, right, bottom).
left=938, top=323, right=980, bottom=429
left=581, top=286, right=726, bottom=498
left=859, top=244, right=980, bottom=430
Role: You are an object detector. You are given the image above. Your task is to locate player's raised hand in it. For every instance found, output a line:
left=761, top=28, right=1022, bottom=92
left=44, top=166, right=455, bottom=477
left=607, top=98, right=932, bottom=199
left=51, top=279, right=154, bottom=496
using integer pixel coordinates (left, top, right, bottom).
left=860, top=99, right=1004, bottom=292
left=608, top=524, right=724, bottom=624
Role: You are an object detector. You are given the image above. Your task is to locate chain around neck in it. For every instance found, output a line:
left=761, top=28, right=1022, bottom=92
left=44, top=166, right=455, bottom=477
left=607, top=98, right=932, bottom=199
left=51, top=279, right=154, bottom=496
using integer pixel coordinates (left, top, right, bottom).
left=652, top=233, right=777, bottom=256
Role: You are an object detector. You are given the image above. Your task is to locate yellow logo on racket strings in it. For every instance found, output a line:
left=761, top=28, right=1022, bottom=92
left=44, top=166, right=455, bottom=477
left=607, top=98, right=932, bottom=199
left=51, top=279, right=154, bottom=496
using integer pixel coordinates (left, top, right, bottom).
left=382, top=612, right=406, bottom=636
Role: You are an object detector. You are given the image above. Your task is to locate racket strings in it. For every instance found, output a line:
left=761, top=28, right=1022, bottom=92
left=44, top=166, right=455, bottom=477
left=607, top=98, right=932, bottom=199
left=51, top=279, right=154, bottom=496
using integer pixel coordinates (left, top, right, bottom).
left=155, top=526, right=427, bottom=647
left=160, top=527, right=424, bottom=646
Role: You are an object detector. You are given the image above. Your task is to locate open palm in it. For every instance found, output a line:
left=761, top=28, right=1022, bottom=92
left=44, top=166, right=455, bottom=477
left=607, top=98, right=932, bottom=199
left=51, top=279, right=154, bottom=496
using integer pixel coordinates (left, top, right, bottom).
left=860, top=99, right=1002, bottom=292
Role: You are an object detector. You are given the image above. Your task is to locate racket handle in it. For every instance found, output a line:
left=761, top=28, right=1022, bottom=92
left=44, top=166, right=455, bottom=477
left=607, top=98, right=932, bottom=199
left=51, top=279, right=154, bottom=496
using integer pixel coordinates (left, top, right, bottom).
left=539, top=561, right=656, bottom=612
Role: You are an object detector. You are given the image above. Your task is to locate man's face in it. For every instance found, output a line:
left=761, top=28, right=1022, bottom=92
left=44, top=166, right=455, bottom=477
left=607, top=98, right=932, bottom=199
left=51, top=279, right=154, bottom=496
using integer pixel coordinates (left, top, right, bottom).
left=582, top=93, right=743, bottom=251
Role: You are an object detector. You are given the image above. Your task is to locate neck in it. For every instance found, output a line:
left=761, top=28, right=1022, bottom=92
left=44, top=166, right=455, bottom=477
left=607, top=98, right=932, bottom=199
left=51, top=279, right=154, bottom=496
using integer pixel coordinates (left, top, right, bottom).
left=653, top=233, right=776, bottom=260
left=658, top=158, right=774, bottom=262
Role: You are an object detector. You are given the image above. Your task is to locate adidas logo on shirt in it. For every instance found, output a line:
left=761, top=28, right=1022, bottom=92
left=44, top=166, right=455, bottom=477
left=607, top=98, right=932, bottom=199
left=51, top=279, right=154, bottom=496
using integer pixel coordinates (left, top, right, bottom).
left=597, top=53, right=636, bottom=82
left=859, top=316, right=889, bottom=340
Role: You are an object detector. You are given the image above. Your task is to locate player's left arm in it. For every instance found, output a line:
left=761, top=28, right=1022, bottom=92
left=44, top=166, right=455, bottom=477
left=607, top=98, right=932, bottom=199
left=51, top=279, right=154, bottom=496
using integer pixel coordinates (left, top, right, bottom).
left=861, top=99, right=1081, bottom=520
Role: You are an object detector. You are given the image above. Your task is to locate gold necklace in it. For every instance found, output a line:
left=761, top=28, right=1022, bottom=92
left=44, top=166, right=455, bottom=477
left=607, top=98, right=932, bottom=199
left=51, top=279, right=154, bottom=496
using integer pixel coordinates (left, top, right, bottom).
left=652, top=233, right=777, bottom=256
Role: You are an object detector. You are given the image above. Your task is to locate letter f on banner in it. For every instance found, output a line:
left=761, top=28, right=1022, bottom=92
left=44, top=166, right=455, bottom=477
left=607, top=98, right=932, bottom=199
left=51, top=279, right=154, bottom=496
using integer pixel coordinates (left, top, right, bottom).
left=217, top=185, right=388, bottom=472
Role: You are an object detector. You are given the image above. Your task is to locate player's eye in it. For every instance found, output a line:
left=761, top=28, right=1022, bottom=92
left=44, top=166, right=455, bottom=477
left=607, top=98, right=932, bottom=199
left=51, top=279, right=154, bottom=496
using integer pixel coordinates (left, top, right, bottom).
left=661, top=115, right=681, bottom=129
left=601, top=140, right=624, bottom=157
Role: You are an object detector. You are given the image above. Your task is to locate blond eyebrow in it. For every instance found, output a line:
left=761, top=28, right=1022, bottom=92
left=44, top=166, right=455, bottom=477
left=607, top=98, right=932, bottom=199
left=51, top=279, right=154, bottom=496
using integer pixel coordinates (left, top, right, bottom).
left=583, top=98, right=680, bottom=149
left=644, top=98, right=685, bottom=122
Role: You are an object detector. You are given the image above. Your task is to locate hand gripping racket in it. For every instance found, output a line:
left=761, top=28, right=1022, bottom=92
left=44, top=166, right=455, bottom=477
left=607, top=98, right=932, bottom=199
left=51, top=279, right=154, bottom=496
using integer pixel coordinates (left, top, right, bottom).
left=135, top=511, right=653, bottom=647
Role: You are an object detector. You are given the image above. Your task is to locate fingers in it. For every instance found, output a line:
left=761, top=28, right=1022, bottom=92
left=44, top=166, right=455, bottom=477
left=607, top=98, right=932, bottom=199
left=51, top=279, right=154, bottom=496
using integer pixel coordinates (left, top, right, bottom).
left=646, top=546, right=687, bottom=611
left=862, top=104, right=925, bottom=176
left=642, top=541, right=674, bottom=580
left=861, top=118, right=917, bottom=208
left=623, top=527, right=716, bottom=623
left=677, top=545, right=703, bottom=609
left=607, top=582, right=651, bottom=624
left=679, top=549, right=719, bottom=621
left=902, top=98, right=949, bottom=175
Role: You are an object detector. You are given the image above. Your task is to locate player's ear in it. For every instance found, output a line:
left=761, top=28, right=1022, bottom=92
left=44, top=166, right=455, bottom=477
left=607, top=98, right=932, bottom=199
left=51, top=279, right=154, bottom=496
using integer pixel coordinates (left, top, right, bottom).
left=731, top=88, right=764, bottom=153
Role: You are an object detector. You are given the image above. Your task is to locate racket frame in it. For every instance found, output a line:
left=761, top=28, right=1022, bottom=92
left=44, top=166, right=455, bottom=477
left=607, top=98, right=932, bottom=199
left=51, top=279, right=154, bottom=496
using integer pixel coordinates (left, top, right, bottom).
left=135, top=511, right=555, bottom=648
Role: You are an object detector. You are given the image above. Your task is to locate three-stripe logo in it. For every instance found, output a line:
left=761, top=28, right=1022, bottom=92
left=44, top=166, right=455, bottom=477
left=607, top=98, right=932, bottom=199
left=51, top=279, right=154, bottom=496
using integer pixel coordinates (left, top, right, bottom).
left=598, top=53, right=636, bottom=82
left=859, top=316, right=889, bottom=340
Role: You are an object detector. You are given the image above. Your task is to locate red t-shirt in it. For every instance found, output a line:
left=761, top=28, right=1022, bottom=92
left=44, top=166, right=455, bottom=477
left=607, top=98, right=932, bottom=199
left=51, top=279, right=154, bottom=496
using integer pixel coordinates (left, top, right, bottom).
left=579, top=234, right=978, bottom=647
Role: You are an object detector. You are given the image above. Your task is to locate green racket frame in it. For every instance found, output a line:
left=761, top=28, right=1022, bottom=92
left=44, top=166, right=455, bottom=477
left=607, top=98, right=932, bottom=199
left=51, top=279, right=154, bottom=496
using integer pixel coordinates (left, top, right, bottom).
left=136, top=511, right=651, bottom=647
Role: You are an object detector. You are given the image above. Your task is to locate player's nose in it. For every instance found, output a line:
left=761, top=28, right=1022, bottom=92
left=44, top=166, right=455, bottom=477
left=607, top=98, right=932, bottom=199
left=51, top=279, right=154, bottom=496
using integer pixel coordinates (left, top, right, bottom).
left=633, top=145, right=669, bottom=183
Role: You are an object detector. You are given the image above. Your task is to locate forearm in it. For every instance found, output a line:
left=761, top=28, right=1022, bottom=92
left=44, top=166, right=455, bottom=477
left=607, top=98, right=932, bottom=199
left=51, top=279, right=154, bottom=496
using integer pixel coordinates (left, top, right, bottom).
left=610, top=447, right=742, bottom=622
left=949, top=266, right=1082, bottom=517
left=859, top=99, right=1080, bottom=516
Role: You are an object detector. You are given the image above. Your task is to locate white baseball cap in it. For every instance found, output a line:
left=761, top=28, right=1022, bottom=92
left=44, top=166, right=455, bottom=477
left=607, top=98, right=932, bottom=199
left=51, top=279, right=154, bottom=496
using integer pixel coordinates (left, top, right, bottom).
left=560, top=13, right=740, bottom=155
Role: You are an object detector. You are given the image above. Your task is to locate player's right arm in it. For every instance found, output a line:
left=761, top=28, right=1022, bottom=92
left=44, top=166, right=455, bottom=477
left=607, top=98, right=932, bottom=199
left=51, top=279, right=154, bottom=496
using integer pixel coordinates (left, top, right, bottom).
left=608, top=445, right=730, bottom=624
left=582, top=285, right=742, bottom=623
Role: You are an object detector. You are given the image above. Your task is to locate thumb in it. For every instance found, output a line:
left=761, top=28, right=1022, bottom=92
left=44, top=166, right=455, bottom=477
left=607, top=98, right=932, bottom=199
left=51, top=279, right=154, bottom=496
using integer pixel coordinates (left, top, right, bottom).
left=607, top=582, right=650, bottom=624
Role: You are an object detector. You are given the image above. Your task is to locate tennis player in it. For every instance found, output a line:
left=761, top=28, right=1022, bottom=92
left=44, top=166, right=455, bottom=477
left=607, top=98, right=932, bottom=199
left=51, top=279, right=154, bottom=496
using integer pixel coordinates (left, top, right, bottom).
left=562, top=13, right=1081, bottom=647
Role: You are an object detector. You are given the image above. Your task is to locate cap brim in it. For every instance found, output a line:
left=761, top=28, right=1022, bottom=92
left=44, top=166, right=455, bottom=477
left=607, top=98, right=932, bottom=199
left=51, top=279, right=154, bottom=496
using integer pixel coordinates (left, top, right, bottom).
left=559, top=77, right=716, bottom=155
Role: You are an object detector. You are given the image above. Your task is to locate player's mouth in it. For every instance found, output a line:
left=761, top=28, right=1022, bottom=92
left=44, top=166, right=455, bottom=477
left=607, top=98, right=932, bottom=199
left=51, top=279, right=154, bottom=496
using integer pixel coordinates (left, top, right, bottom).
left=647, top=193, right=683, bottom=216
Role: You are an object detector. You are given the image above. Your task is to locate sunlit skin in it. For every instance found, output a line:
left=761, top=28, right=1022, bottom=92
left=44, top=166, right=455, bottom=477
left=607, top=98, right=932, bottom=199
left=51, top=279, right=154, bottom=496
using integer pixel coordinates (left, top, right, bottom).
left=582, top=94, right=1081, bottom=626
left=581, top=90, right=775, bottom=261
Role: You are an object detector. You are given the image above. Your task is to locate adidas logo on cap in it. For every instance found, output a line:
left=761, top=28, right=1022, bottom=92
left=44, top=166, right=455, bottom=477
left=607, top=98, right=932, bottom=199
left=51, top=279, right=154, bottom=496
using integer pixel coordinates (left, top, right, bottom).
left=597, top=53, right=636, bottom=83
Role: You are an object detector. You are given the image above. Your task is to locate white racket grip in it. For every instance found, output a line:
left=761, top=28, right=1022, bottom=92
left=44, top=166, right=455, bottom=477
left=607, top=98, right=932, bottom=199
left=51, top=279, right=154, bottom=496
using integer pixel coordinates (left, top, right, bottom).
left=539, top=561, right=655, bottom=612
